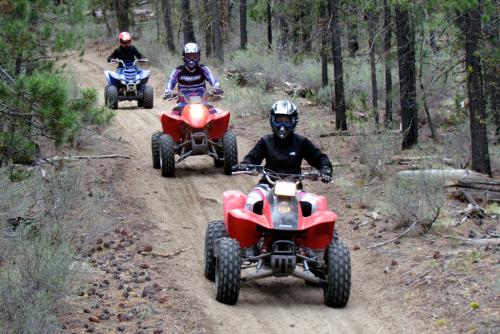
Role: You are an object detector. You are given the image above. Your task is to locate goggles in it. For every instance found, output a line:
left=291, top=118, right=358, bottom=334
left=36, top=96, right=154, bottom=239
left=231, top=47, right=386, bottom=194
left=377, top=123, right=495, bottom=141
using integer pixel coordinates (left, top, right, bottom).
left=271, top=115, right=295, bottom=127
left=120, top=40, right=131, bottom=46
left=184, top=53, right=200, bottom=61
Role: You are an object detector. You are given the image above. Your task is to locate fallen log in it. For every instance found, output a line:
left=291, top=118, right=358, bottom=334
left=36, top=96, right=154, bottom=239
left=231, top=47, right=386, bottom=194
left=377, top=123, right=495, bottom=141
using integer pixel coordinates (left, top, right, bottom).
left=446, top=176, right=500, bottom=203
left=319, top=130, right=401, bottom=138
left=397, top=169, right=483, bottom=180
left=45, top=154, right=130, bottom=162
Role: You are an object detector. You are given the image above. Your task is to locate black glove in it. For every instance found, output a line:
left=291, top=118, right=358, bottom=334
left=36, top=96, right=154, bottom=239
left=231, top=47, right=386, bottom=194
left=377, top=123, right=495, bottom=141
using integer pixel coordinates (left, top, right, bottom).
left=320, top=167, right=332, bottom=183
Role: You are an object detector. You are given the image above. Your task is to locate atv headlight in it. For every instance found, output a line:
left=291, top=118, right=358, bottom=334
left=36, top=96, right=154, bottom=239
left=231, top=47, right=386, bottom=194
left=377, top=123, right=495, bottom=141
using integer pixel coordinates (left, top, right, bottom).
left=278, top=201, right=292, bottom=214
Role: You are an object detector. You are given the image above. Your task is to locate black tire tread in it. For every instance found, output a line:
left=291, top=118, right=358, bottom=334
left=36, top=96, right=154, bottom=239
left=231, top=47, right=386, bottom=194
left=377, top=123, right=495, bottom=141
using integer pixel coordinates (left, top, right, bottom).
left=222, top=130, right=238, bottom=175
left=105, top=85, right=118, bottom=109
left=143, top=84, right=154, bottom=109
left=323, top=241, right=351, bottom=307
left=215, top=238, right=241, bottom=305
left=160, top=134, right=175, bottom=177
left=204, top=221, right=227, bottom=281
left=151, top=131, right=162, bottom=169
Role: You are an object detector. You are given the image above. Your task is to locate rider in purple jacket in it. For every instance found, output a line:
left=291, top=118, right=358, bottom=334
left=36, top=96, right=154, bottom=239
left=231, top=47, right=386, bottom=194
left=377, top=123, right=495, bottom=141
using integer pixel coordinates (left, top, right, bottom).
left=164, top=43, right=223, bottom=114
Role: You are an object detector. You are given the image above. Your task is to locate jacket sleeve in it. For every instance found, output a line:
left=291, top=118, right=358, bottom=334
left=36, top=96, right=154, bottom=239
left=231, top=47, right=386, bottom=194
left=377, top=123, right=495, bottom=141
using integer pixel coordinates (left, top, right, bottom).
left=165, top=68, right=180, bottom=91
left=107, top=49, right=119, bottom=63
left=201, top=65, right=219, bottom=87
left=302, top=137, right=332, bottom=172
left=242, top=137, right=267, bottom=165
left=132, top=46, right=144, bottom=59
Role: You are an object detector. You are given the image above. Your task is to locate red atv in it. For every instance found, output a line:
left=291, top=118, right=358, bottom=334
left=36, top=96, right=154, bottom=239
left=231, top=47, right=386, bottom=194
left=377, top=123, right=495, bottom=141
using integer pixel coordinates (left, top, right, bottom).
left=204, top=165, right=351, bottom=307
left=151, top=88, right=237, bottom=177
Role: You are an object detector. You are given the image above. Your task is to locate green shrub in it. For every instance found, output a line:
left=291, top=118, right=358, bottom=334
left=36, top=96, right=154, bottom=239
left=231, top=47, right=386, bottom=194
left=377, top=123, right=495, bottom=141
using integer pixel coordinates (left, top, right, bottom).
left=382, top=172, right=445, bottom=230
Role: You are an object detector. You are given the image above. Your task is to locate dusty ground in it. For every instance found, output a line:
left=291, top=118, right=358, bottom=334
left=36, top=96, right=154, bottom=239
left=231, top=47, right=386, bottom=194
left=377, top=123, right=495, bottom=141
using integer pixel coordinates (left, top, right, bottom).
left=57, top=44, right=498, bottom=334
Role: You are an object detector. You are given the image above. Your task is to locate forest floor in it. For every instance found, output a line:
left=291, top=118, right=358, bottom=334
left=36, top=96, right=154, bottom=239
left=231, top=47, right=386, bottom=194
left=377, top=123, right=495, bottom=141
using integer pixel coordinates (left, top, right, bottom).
left=57, top=43, right=498, bottom=334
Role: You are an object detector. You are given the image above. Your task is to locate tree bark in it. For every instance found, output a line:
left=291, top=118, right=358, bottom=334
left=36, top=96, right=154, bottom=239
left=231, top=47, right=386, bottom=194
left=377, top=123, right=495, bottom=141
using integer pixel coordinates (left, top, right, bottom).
left=383, top=0, right=393, bottom=128
left=267, top=1, right=272, bottom=50
left=321, top=24, right=329, bottom=87
left=329, top=0, right=347, bottom=130
left=346, top=3, right=359, bottom=57
left=181, top=0, right=196, bottom=44
left=114, top=0, right=130, bottom=32
left=461, top=8, right=492, bottom=175
left=240, top=0, right=247, bottom=49
left=395, top=5, right=418, bottom=149
left=202, top=0, right=213, bottom=57
left=368, top=9, right=379, bottom=126
left=210, top=0, right=224, bottom=62
left=161, top=0, right=175, bottom=52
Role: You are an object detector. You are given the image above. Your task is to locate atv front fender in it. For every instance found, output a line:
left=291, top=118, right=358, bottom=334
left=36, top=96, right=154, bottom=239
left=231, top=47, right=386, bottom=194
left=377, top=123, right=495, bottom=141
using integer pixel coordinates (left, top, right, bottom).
left=301, top=211, right=337, bottom=249
left=226, top=209, right=272, bottom=248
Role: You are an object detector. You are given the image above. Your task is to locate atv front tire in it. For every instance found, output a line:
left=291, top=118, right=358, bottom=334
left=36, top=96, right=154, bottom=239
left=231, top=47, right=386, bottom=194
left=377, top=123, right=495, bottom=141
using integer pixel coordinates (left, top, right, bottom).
left=105, top=85, right=118, bottom=109
left=151, top=131, right=162, bottom=169
left=323, top=241, right=351, bottom=307
left=204, top=221, right=228, bottom=281
left=222, top=130, right=238, bottom=175
left=143, top=84, right=154, bottom=109
left=159, top=134, right=175, bottom=177
left=215, top=238, right=241, bottom=305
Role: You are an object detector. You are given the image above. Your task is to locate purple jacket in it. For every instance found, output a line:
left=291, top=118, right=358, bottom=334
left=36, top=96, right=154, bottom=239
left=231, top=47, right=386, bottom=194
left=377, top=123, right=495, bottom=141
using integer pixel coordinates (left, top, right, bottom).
left=165, top=64, right=218, bottom=91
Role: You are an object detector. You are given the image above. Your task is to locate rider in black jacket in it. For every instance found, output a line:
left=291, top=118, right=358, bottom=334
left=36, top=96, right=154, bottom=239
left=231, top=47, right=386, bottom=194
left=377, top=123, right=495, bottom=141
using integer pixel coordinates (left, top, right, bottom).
left=239, top=100, right=333, bottom=183
left=107, top=32, right=146, bottom=67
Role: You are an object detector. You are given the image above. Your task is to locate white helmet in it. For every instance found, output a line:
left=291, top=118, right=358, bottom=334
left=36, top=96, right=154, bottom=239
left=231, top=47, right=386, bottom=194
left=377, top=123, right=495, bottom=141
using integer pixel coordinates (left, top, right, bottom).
left=183, top=43, right=201, bottom=71
left=270, top=100, right=298, bottom=139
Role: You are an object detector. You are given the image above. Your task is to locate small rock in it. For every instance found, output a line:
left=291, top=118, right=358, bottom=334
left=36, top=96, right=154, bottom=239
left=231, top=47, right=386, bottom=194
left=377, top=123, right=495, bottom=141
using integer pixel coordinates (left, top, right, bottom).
left=390, top=260, right=398, bottom=267
left=117, top=313, right=133, bottom=322
left=353, top=245, right=360, bottom=251
left=103, top=242, right=111, bottom=249
left=468, top=230, right=477, bottom=239
left=153, top=330, right=163, bottom=334
left=158, top=295, right=168, bottom=304
left=433, top=251, right=441, bottom=259
left=96, top=238, right=103, bottom=245
left=139, top=263, right=150, bottom=269
left=83, top=308, right=90, bottom=313
left=117, top=326, right=125, bottom=332
left=394, top=239, right=401, bottom=245
left=99, top=313, right=111, bottom=321
left=89, top=316, right=100, bottom=323
left=142, top=245, right=153, bottom=253
left=96, top=245, right=103, bottom=251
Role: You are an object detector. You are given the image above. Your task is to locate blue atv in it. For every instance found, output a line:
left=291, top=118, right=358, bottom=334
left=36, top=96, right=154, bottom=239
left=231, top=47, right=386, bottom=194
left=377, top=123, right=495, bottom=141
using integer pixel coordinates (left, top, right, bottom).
left=104, top=59, right=154, bottom=109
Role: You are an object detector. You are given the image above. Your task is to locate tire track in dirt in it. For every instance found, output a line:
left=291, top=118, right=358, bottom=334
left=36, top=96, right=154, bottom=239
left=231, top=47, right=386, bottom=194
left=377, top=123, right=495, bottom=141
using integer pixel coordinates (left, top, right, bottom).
left=65, top=46, right=424, bottom=334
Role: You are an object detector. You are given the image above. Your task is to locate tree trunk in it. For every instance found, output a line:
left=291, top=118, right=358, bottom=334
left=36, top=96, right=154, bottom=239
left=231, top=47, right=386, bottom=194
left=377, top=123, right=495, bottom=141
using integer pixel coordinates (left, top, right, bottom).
left=114, top=0, right=130, bottom=32
left=329, top=0, right=347, bottom=130
left=383, top=0, right=393, bottom=128
left=275, top=3, right=289, bottom=57
left=461, top=8, right=492, bottom=175
left=395, top=5, right=418, bottom=149
left=210, top=0, right=224, bottom=62
left=240, top=0, right=247, bottom=49
left=321, top=24, right=329, bottom=87
left=267, top=1, right=272, bottom=49
left=181, top=0, right=196, bottom=44
left=202, top=0, right=213, bottom=57
left=220, top=0, right=231, bottom=42
left=161, top=0, right=176, bottom=52
left=368, top=9, right=379, bottom=126
left=346, top=3, right=359, bottom=57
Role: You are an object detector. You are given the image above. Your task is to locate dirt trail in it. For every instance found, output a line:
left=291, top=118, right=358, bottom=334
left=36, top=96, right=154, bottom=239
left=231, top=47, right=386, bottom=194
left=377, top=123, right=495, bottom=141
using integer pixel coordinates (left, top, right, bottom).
left=64, top=47, right=425, bottom=334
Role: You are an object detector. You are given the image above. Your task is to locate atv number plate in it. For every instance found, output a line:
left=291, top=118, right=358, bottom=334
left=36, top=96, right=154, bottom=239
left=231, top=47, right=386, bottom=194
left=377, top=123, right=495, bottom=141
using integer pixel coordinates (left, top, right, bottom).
left=274, top=181, right=297, bottom=197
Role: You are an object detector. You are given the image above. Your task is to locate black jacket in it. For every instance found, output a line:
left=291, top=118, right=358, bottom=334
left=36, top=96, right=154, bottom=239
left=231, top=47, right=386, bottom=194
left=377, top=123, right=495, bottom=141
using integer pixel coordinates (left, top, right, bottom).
left=107, top=45, right=144, bottom=67
left=242, top=133, right=332, bottom=179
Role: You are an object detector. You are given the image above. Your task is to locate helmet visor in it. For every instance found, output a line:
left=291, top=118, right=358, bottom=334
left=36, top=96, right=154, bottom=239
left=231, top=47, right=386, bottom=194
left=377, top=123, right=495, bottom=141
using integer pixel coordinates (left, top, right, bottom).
left=120, top=40, right=131, bottom=46
left=184, top=53, right=200, bottom=61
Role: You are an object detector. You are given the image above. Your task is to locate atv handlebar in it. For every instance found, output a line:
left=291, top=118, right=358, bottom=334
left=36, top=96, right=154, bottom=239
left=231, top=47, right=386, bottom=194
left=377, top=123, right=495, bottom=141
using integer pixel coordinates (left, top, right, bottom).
left=108, top=59, right=148, bottom=66
left=232, top=164, right=321, bottom=184
left=163, top=91, right=223, bottom=101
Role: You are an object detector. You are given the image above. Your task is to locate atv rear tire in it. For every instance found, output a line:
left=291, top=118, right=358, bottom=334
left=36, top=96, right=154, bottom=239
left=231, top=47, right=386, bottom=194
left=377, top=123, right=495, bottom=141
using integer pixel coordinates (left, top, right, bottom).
left=159, top=134, right=175, bottom=177
left=323, top=241, right=351, bottom=307
left=105, top=85, right=118, bottom=109
left=215, top=238, right=241, bottom=305
left=151, top=131, right=162, bottom=169
left=204, top=221, right=228, bottom=281
left=143, top=84, right=154, bottom=109
left=222, top=130, right=238, bottom=175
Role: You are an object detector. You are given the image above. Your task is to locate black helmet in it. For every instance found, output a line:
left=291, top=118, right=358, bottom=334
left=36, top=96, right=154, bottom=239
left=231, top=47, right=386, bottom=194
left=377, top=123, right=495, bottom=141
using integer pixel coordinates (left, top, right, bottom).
left=270, top=100, right=298, bottom=139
